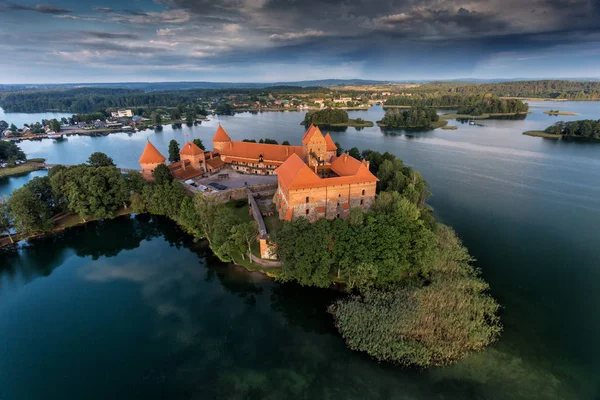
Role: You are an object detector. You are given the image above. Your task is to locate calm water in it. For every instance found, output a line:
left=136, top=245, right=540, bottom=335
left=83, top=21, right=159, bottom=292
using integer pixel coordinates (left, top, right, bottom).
left=1, top=102, right=600, bottom=399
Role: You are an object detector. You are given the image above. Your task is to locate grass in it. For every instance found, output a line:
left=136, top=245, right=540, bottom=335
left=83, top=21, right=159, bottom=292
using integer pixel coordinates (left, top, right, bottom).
left=263, top=215, right=284, bottom=235
left=230, top=251, right=282, bottom=278
left=0, top=162, right=44, bottom=178
left=224, top=199, right=252, bottom=223
left=441, top=125, right=458, bottom=130
left=523, top=131, right=562, bottom=139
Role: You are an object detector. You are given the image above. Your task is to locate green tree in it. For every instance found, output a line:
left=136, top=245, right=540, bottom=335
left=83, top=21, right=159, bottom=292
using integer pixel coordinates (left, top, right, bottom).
left=231, top=221, right=259, bottom=260
left=282, top=140, right=291, bottom=146
left=49, top=119, right=61, bottom=132
left=348, top=147, right=361, bottom=159
left=142, top=181, right=185, bottom=219
left=193, top=194, right=220, bottom=244
left=168, top=139, right=180, bottom=163
left=152, top=163, right=173, bottom=185
left=59, top=166, right=129, bottom=221
left=192, top=138, right=205, bottom=150
left=124, top=171, right=146, bottom=194
left=178, top=196, right=201, bottom=236
left=211, top=207, right=241, bottom=261
left=87, top=152, right=115, bottom=167
left=0, top=197, right=14, bottom=243
left=8, top=185, right=53, bottom=234
left=275, top=218, right=332, bottom=288
left=335, top=142, right=343, bottom=156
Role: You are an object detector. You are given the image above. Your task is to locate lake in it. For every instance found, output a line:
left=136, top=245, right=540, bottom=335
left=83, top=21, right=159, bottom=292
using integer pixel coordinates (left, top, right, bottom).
left=1, top=103, right=599, bottom=399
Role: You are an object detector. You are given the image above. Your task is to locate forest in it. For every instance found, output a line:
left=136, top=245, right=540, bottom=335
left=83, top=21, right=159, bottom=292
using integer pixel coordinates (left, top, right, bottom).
left=378, top=107, right=440, bottom=128
left=385, top=94, right=528, bottom=115
left=543, top=119, right=600, bottom=139
left=406, top=80, right=600, bottom=100
left=0, top=86, right=325, bottom=113
left=0, top=141, right=26, bottom=164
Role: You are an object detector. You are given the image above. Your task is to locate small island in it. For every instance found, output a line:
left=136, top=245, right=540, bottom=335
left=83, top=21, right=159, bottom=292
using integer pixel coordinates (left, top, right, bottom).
left=543, top=110, right=579, bottom=116
left=377, top=107, right=447, bottom=129
left=524, top=119, right=600, bottom=140
left=301, top=108, right=374, bottom=127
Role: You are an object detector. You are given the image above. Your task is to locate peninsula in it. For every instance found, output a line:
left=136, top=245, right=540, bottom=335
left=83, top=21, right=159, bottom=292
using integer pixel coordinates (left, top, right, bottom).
left=524, top=119, right=600, bottom=140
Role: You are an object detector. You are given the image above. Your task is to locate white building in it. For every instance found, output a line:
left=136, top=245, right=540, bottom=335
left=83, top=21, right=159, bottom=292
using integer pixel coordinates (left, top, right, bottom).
left=111, top=109, right=133, bottom=118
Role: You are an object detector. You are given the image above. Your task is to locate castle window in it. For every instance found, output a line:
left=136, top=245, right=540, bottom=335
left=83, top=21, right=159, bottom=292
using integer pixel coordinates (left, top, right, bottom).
left=362, top=189, right=365, bottom=196
left=337, top=214, right=340, bottom=219
left=306, top=196, right=309, bottom=203
left=338, top=194, right=341, bottom=198
left=306, top=209, right=310, bottom=215
left=360, top=199, right=364, bottom=205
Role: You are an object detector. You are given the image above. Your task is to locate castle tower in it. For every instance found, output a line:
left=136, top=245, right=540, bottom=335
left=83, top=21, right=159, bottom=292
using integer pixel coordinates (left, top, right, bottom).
left=324, top=133, right=337, bottom=162
left=139, top=140, right=166, bottom=180
left=301, top=124, right=327, bottom=166
left=212, top=125, right=232, bottom=152
left=180, top=141, right=206, bottom=171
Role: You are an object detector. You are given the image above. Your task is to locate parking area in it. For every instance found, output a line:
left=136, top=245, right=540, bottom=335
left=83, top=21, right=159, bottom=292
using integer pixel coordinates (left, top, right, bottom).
left=194, top=168, right=277, bottom=191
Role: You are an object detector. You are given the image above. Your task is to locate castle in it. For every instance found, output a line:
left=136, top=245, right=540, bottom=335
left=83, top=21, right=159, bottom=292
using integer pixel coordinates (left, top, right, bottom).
left=138, top=124, right=378, bottom=222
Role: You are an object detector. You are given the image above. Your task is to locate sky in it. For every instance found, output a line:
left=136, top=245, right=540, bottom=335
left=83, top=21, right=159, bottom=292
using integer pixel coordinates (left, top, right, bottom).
left=1, top=0, right=600, bottom=83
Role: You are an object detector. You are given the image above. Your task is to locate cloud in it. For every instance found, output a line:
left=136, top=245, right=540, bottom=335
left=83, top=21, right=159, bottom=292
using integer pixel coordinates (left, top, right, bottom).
left=83, top=31, right=141, bottom=40
left=269, top=29, right=326, bottom=41
left=0, top=2, right=72, bottom=14
left=92, top=7, right=113, bottom=13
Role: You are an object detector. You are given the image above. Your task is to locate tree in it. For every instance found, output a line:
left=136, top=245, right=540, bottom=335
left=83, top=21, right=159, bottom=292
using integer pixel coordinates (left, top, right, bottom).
left=211, top=207, right=241, bottom=261
left=302, top=108, right=349, bottom=125
left=275, top=218, right=332, bottom=288
left=168, top=139, right=180, bottom=163
left=193, top=194, right=220, bottom=244
left=0, top=197, right=14, bottom=243
left=152, top=163, right=173, bottom=185
left=8, top=185, right=53, bottom=234
left=348, top=147, right=361, bottom=160
left=142, top=180, right=185, bottom=219
left=231, top=221, right=259, bottom=260
left=87, top=152, right=115, bottom=167
left=335, top=142, right=343, bottom=157
left=282, top=140, right=291, bottom=146
left=49, top=119, right=61, bottom=132
left=59, top=166, right=129, bottom=221
left=178, top=196, right=201, bottom=236
left=192, top=138, right=205, bottom=150
left=331, top=225, right=501, bottom=367
left=0, top=120, right=7, bottom=130
left=124, top=171, right=146, bottom=194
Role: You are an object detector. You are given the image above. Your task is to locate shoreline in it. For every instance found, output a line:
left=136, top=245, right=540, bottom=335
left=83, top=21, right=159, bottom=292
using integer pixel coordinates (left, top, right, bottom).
left=0, top=161, right=45, bottom=179
left=523, top=130, right=561, bottom=139
left=377, top=119, right=448, bottom=129
left=543, top=111, right=579, bottom=116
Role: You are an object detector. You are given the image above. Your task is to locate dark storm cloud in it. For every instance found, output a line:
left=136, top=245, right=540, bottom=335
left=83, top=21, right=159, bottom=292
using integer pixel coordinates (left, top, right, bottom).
left=83, top=30, right=140, bottom=39
left=0, top=2, right=72, bottom=14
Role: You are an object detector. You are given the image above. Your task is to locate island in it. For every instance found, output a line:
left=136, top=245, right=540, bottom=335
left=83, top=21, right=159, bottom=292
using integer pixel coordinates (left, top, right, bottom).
left=0, top=124, right=501, bottom=369
left=301, top=108, right=374, bottom=127
left=524, top=119, right=600, bottom=140
left=377, top=107, right=447, bottom=129
left=543, top=110, right=579, bottom=116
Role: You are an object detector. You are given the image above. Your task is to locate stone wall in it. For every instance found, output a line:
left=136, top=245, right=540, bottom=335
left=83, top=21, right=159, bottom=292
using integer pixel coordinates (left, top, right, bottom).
left=209, top=182, right=278, bottom=203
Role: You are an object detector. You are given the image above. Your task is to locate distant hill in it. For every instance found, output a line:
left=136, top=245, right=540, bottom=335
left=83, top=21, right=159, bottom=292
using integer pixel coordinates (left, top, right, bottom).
left=2, top=78, right=600, bottom=92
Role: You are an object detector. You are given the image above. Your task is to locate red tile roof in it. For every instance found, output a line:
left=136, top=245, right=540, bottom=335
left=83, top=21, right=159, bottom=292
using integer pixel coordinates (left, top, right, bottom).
left=275, top=153, right=378, bottom=191
left=220, top=142, right=304, bottom=163
left=275, top=153, right=322, bottom=190
left=206, top=157, right=224, bottom=169
left=324, top=133, right=337, bottom=151
left=180, top=141, right=204, bottom=156
left=168, top=160, right=203, bottom=180
left=139, top=141, right=166, bottom=164
left=213, top=125, right=231, bottom=142
left=301, top=124, right=324, bottom=145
